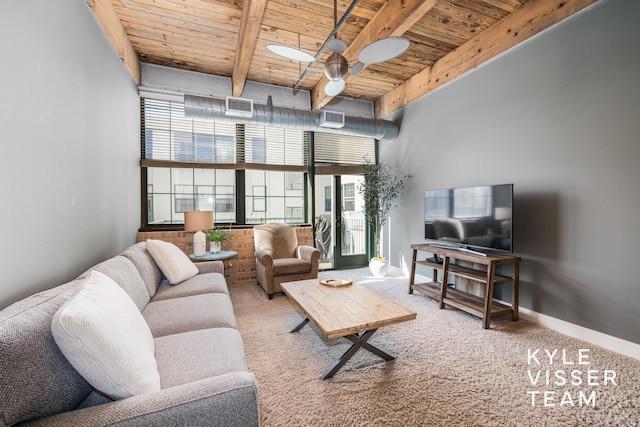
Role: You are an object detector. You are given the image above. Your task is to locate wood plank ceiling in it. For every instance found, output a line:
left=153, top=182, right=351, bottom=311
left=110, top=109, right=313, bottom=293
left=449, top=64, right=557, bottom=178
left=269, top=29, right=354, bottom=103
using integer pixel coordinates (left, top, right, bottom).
left=87, top=0, right=601, bottom=117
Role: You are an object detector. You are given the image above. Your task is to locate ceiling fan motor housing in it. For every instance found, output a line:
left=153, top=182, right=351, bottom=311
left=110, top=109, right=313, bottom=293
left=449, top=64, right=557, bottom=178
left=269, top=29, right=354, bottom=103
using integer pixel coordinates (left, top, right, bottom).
left=324, top=52, right=349, bottom=81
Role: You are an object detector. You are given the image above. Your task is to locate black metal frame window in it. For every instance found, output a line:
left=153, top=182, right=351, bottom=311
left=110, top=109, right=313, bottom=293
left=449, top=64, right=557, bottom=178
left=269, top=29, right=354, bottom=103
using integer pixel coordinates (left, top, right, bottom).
left=140, top=97, right=309, bottom=229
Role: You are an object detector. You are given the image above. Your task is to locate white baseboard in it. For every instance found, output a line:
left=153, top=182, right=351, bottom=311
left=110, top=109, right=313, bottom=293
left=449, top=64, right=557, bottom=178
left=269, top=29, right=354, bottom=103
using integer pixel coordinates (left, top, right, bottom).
left=518, top=306, right=640, bottom=362
left=410, top=272, right=640, bottom=361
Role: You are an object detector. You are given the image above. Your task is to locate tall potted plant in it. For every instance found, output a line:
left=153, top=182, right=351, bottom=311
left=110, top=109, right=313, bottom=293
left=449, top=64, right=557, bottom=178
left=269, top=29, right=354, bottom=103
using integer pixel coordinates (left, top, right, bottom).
left=357, top=157, right=411, bottom=276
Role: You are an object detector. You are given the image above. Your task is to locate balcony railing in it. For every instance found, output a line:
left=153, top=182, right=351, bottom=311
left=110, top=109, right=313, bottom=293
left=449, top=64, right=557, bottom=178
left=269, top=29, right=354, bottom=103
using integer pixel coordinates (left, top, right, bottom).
left=341, top=211, right=365, bottom=256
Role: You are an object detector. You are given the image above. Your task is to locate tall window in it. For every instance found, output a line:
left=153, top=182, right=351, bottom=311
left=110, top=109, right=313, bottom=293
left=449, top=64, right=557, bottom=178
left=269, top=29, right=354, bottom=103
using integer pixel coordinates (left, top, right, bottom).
left=145, top=168, right=236, bottom=225
left=245, top=170, right=305, bottom=224
left=141, top=98, right=307, bottom=227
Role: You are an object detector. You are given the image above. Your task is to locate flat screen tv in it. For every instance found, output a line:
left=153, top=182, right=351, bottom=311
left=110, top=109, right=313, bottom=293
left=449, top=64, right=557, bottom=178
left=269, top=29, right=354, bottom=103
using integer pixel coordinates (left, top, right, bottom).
left=424, top=183, right=513, bottom=254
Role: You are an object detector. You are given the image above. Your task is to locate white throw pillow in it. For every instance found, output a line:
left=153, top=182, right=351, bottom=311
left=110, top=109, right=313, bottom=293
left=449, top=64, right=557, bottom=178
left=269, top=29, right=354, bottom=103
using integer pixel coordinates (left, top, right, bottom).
left=51, top=271, right=161, bottom=400
left=145, top=239, right=199, bottom=285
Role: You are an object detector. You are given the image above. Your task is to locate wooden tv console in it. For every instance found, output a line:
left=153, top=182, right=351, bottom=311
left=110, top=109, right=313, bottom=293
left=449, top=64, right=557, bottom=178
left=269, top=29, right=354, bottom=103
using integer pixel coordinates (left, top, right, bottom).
left=409, top=243, right=521, bottom=329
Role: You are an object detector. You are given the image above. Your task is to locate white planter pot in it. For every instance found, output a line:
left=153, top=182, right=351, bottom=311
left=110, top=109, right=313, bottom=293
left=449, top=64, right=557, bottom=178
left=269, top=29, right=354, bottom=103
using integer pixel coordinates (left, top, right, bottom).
left=369, top=258, right=389, bottom=277
left=209, top=241, right=221, bottom=253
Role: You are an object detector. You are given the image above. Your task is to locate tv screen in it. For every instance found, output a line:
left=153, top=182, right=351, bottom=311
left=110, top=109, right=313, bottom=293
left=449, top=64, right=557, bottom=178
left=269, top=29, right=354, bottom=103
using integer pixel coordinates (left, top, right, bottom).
left=424, top=184, right=513, bottom=253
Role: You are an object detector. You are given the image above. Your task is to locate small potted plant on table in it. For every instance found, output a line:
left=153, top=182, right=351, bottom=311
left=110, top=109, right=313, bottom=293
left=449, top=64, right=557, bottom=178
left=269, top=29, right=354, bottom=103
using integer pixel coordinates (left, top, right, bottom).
left=357, top=157, right=411, bottom=276
left=206, top=228, right=231, bottom=253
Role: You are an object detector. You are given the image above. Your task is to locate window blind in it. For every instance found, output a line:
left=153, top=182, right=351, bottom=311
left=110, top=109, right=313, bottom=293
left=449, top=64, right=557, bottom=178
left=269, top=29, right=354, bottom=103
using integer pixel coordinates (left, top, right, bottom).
left=314, top=132, right=375, bottom=165
left=142, top=98, right=236, bottom=164
left=243, top=124, right=306, bottom=166
left=142, top=98, right=308, bottom=168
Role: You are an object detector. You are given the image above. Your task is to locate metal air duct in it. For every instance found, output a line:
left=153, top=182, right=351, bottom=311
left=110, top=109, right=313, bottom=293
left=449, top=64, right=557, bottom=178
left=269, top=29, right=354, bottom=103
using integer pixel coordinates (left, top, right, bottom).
left=183, top=95, right=399, bottom=140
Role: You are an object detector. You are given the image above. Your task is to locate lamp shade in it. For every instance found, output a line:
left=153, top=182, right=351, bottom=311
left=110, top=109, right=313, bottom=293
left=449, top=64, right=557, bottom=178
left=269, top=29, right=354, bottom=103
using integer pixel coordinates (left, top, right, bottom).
left=184, top=211, right=213, bottom=231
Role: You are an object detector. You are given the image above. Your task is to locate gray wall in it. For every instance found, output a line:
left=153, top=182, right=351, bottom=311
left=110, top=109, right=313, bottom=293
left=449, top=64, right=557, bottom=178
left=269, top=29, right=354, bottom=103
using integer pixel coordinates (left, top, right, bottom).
left=382, top=0, right=640, bottom=344
left=0, top=0, right=140, bottom=308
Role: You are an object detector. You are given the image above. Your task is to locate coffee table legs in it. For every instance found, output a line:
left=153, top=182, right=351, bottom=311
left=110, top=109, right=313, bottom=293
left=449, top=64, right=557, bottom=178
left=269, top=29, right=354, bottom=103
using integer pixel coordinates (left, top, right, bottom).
left=290, top=317, right=395, bottom=380
left=322, top=328, right=395, bottom=379
left=290, top=317, right=310, bottom=332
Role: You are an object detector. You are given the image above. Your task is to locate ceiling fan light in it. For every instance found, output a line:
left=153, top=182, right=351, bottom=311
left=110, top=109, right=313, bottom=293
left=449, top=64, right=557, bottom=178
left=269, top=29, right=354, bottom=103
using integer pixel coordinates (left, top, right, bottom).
left=358, top=36, right=410, bottom=64
left=324, top=52, right=348, bottom=81
left=266, top=44, right=316, bottom=62
left=324, top=79, right=346, bottom=96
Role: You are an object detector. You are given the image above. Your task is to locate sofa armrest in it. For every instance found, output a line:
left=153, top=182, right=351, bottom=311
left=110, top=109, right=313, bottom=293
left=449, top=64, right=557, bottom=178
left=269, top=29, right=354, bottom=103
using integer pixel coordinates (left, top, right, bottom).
left=254, top=249, right=273, bottom=268
left=297, top=245, right=320, bottom=263
left=28, top=372, right=259, bottom=427
left=195, top=260, right=224, bottom=275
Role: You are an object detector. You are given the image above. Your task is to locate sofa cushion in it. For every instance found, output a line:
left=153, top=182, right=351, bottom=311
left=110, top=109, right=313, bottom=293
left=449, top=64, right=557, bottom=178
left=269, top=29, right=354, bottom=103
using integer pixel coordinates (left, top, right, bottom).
left=92, top=255, right=150, bottom=311
left=155, top=328, right=248, bottom=389
left=0, top=279, right=92, bottom=426
left=273, top=258, right=311, bottom=276
left=143, top=293, right=237, bottom=338
left=152, top=272, right=229, bottom=302
left=51, top=271, right=161, bottom=400
left=122, top=242, right=163, bottom=298
left=146, top=239, right=199, bottom=285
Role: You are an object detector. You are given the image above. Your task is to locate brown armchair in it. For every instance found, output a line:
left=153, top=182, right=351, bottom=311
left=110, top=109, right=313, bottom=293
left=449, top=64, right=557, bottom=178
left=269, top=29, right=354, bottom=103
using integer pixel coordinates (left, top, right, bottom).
left=254, top=222, right=320, bottom=299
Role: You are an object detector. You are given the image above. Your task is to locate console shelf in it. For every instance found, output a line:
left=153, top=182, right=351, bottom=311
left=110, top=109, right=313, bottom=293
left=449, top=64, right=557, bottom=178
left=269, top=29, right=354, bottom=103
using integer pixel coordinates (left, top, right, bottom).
left=410, top=244, right=521, bottom=329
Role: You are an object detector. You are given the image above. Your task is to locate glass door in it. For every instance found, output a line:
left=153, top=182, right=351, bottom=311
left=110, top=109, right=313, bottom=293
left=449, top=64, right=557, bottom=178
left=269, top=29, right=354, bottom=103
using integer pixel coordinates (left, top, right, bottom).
left=314, top=174, right=367, bottom=270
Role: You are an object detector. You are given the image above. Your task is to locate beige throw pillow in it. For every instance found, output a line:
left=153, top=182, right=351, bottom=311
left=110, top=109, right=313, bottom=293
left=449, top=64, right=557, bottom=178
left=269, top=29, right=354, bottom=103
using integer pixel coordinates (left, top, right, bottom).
left=51, top=271, right=161, bottom=400
left=145, top=239, right=199, bottom=285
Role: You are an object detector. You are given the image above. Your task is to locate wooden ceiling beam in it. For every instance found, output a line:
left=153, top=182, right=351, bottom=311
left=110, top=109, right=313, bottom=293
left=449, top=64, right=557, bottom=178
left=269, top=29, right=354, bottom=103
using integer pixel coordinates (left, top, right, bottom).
left=232, top=0, right=268, bottom=97
left=375, top=0, right=602, bottom=118
left=85, top=0, right=141, bottom=84
left=309, top=0, right=437, bottom=111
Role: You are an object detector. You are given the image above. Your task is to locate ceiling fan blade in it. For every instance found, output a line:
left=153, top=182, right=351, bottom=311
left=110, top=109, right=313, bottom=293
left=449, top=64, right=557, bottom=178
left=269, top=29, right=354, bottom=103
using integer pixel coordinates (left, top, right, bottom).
left=350, top=61, right=364, bottom=75
left=324, top=79, right=346, bottom=96
left=266, top=45, right=316, bottom=62
left=326, top=38, right=347, bottom=53
left=357, top=36, right=410, bottom=64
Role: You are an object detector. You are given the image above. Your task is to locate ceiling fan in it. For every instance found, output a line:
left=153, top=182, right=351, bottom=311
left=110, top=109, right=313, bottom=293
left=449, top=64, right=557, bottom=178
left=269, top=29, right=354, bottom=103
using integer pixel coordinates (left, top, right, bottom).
left=266, top=0, right=410, bottom=97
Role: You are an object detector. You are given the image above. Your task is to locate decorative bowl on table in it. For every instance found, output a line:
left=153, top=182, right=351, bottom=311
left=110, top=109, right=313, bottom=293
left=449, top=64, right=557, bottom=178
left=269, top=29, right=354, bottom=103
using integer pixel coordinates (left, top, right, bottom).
left=319, top=277, right=353, bottom=287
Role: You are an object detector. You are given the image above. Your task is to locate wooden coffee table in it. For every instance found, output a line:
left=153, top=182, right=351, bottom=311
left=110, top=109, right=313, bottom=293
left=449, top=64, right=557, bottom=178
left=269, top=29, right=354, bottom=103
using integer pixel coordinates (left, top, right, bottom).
left=280, top=278, right=417, bottom=379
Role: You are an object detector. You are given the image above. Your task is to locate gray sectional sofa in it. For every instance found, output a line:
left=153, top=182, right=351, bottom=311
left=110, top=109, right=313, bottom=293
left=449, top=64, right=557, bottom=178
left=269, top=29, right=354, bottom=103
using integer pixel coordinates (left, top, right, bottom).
left=0, top=241, right=259, bottom=427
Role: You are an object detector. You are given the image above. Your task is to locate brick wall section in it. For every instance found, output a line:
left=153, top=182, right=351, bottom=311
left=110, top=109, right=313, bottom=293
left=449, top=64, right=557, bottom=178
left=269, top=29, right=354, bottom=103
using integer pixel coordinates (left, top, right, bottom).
left=137, top=225, right=314, bottom=287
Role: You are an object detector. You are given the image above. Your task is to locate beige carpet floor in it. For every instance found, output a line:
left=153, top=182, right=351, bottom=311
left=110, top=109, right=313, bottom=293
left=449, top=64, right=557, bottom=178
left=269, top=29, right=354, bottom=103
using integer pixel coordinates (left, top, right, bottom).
left=230, top=268, right=640, bottom=427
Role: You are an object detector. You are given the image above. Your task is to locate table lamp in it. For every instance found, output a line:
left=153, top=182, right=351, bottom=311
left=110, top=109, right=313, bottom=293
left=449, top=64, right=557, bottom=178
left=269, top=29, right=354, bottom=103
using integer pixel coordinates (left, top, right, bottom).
left=184, top=211, right=213, bottom=256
